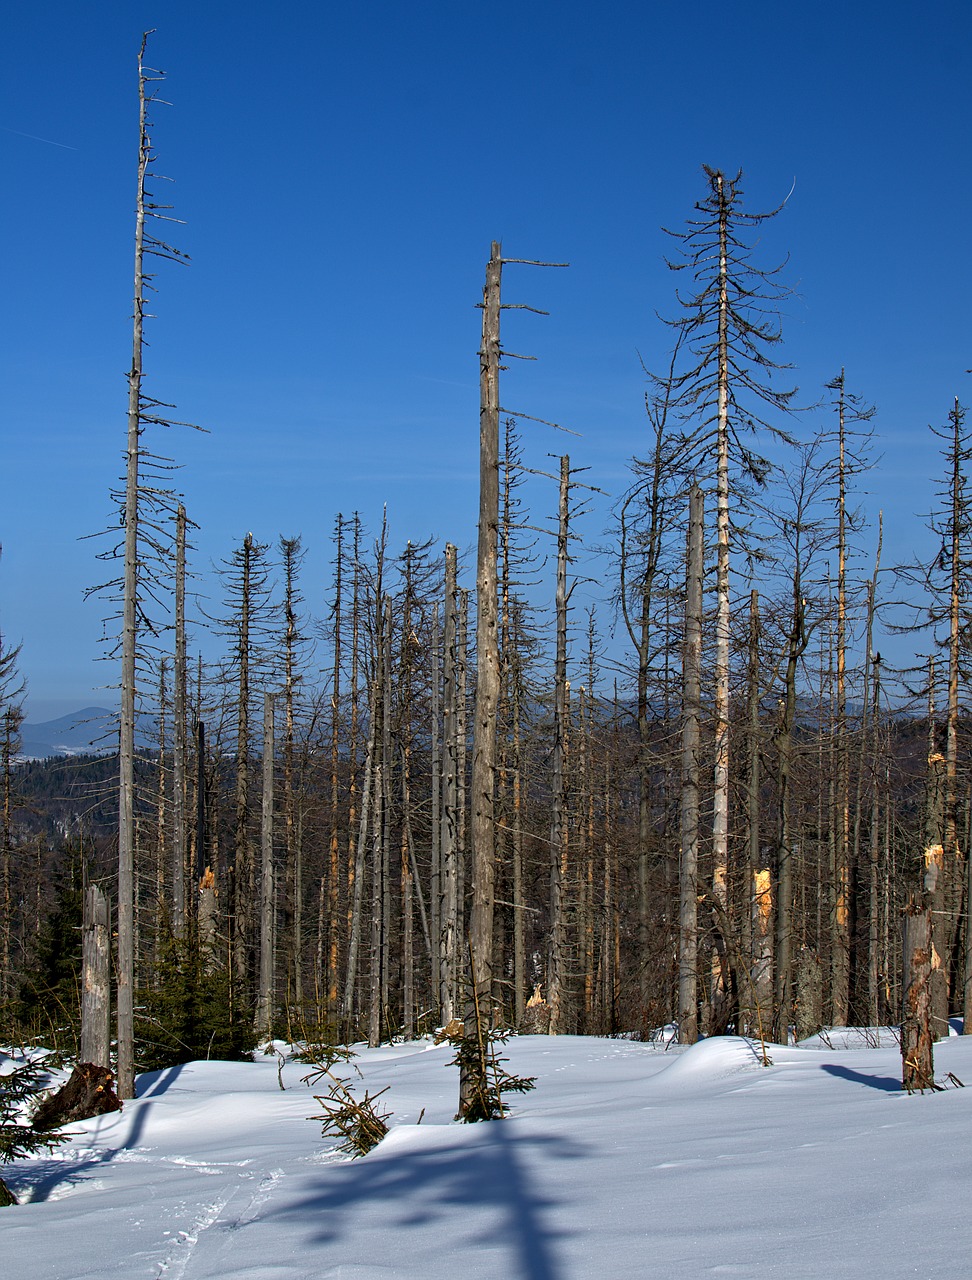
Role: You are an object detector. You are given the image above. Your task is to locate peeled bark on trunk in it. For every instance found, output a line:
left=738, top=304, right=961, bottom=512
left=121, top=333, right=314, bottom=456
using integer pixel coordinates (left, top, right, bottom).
left=901, top=898, right=936, bottom=1092
left=80, top=885, right=111, bottom=1068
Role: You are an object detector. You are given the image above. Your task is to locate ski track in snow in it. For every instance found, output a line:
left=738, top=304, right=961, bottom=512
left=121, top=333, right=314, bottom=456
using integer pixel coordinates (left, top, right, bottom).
left=155, top=1169, right=285, bottom=1279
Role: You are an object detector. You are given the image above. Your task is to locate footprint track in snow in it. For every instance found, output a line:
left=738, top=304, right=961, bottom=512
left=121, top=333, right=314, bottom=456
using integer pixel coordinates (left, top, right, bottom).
left=154, top=1169, right=286, bottom=1278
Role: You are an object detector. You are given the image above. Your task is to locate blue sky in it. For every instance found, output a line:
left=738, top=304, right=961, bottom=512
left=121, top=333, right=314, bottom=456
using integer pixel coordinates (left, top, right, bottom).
left=2, top=1, right=970, bottom=718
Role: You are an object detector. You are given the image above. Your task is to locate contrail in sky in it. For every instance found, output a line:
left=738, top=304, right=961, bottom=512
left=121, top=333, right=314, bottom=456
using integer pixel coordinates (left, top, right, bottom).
left=3, top=126, right=78, bottom=150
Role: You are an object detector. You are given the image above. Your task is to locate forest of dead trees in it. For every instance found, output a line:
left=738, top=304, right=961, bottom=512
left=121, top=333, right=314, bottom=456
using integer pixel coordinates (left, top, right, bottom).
left=2, top=43, right=971, bottom=1089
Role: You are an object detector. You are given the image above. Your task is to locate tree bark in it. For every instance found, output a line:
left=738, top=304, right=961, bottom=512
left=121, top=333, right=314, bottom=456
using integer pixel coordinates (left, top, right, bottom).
left=460, top=240, right=502, bottom=1116
left=255, top=692, right=275, bottom=1040
left=678, top=484, right=704, bottom=1044
left=81, top=885, right=111, bottom=1067
left=901, top=897, right=936, bottom=1091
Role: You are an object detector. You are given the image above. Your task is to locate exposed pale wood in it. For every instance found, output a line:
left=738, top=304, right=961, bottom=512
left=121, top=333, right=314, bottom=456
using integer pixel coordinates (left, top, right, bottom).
left=902, top=897, right=936, bottom=1092
left=80, top=885, right=111, bottom=1067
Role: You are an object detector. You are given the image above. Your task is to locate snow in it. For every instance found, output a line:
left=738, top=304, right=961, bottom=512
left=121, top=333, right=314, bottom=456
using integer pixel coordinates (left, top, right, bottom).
left=4, top=1032, right=970, bottom=1278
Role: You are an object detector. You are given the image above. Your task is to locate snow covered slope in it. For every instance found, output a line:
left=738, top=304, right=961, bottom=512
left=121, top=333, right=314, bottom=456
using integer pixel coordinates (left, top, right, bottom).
left=4, top=1033, right=970, bottom=1279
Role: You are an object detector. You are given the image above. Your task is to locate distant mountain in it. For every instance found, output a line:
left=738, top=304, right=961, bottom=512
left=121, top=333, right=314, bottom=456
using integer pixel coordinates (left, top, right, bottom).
left=18, top=707, right=156, bottom=760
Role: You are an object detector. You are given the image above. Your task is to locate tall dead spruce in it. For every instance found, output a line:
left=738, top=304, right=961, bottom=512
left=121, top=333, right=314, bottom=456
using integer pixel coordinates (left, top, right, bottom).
left=458, top=242, right=565, bottom=1119
left=666, top=167, right=795, bottom=1032
left=115, top=33, right=193, bottom=1098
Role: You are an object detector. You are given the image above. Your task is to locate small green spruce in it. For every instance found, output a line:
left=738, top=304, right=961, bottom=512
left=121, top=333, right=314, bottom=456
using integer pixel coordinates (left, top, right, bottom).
left=0, top=1056, right=70, bottom=1206
left=451, top=1023, right=536, bottom=1123
left=136, top=931, right=257, bottom=1071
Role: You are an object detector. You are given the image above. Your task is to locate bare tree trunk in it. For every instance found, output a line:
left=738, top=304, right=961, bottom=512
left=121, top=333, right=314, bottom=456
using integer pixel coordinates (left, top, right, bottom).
left=233, top=533, right=255, bottom=992
left=439, top=544, right=459, bottom=1023
left=924, top=660, right=949, bottom=1038
left=345, top=517, right=362, bottom=1025
left=342, top=680, right=377, bottom=1031
left=460, top=239, right=503, bottom=1116
left=710, top=171, right=733, bottom=1035
left=117, top=36, right=153, bottom=1100
left=773, top=566, right=808, bottom=1041
left=831, top=374, right=851, bottom=1025
left=0, top=708, right=19, bottom=998
left=944, top=398, right=963, bottom=1026
left=256, top=693, right=275, bottom=1039
left=678, top=484, right=704, bottom=1044
left=172, top=504, right=187, bottom=938
left=548, top=455, right=571, bottom=1035
left=511, top=608, right=527, bottom=1028
left=457, top=587, right=469, bottom=990
left=155, top=660, right=167, bottom=968
left=744, top=590, right=772, bottom=1031
left=280, top=537, right=302, bottom=1009
left=195, top=718, right=217, bottom=963
left=429, top=606, right=442, bottom=1004
left=368, top=595, right=393, bottom=1048
left=867, top=659, right=883, bottom=1027
left=81, top=885, right=111, bottom=1067
left=325, top=515, right=344, bottom=1023
left=902, top=896, right=935, bottom=1091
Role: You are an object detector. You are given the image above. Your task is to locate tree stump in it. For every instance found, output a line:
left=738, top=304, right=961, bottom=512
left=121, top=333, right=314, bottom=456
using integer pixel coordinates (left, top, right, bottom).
left=33, top=1063, right=122, bottom=1131
left=901, top=898, right=938, bottom=1092
left=520, top=984, right=551, bottom=1035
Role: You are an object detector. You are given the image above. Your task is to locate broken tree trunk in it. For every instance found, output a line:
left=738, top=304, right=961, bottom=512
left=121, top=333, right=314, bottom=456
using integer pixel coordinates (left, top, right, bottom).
left=901, top=896, right=937, bottom=1092
left=80, top=885, right=111, bottom=1068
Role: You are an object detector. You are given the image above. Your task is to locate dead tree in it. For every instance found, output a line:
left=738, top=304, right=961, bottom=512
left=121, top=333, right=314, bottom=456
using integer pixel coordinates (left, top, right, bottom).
left=115, top=34, right=192, bottom=1098
left=255, top=691, right=275, bottom=1040
left=678, top=484, right=704, bottom=1044
left=459, top=240, right=566, bottom=1117
left=80, top=885, right=111, bottom=1067
left=666, top=167, right=796, bottom=1033
left=901, top=896, right=936, bottom=1091
left=172, top=504, right=188, bottom=938
left=439, top=543, right=460, bottom=1023
left=548, top=456, right=572, bottom=1033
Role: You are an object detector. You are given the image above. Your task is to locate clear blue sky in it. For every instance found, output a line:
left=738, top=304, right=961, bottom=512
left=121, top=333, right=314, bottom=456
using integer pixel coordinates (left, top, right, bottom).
left=2, top=1, right=970, bottom=718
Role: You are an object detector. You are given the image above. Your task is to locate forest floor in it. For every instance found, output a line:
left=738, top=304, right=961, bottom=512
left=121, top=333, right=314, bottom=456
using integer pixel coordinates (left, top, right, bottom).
left=3, top=1028, right=969, bottom=1279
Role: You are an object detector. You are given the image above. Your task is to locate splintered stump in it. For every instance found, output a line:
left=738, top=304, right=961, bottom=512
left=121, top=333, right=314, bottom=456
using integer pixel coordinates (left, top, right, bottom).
left=33, top=1063, right=122, bottom=1131
left=901, top=898, right=937, bottom=1092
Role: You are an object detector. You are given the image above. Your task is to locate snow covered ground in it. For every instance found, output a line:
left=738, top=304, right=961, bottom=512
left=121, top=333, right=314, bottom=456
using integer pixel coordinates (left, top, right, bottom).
left=4, top=1030, right=970, bottom=1279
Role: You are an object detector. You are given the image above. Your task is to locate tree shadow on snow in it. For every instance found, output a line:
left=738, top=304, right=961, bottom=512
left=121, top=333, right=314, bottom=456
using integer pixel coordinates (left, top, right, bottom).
left=137, top=1062, right=188, bottom=1097
left=820, top=1063, right=902, bottom=1093
left=274, top=1122, right=583, bottom=1280
left=14, top=1092, right=157, bottom=1203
